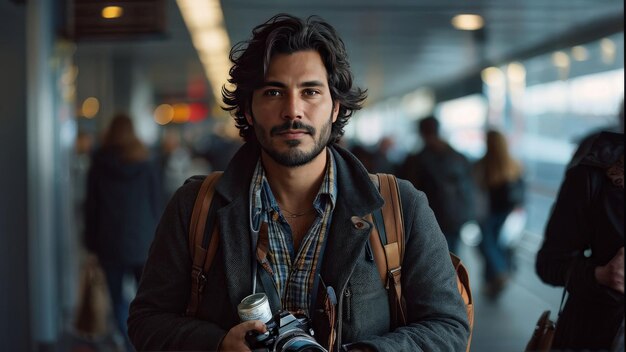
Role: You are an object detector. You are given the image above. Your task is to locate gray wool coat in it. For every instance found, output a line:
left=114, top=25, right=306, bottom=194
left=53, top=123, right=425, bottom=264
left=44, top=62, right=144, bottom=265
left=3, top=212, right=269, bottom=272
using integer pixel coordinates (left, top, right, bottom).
left=128, top=142, right=470, bottom=351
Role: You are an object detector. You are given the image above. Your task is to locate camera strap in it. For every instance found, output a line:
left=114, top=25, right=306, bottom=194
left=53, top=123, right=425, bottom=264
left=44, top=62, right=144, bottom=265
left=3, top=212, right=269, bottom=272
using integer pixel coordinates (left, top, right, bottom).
left=315, top=276, right=337, bottom=352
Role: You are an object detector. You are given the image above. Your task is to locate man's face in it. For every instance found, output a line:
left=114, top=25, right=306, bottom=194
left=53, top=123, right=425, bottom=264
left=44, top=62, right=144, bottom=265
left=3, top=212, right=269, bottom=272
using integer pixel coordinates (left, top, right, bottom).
left=246, top=50, right=339, bottom=167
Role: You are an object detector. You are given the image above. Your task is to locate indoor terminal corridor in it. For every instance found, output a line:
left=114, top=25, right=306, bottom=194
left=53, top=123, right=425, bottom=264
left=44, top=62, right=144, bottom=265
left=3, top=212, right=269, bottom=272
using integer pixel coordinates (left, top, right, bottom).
left=1, top=1, right=623, bottom=351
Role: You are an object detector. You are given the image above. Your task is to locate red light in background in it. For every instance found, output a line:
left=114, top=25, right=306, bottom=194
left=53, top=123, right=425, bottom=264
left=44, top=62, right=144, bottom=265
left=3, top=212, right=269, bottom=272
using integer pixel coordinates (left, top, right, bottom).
left=189, top=103, right=209, bottom=122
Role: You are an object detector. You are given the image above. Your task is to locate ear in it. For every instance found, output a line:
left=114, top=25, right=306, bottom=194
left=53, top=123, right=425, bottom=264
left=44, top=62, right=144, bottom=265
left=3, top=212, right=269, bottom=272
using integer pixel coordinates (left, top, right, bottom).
left=245, top=111, right=254, bottom=126
left=332, top=102, right=340, bottom=123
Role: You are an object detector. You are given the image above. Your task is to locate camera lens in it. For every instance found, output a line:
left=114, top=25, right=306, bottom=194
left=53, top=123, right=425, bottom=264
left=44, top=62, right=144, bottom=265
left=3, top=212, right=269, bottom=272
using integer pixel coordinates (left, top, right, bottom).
left=275, top=331, right=327, bottom=352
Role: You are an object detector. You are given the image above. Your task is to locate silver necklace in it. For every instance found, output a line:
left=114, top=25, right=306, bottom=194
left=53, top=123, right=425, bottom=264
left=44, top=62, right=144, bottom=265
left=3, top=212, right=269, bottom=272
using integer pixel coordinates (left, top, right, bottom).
left=281, top=207, right=315, bottom=218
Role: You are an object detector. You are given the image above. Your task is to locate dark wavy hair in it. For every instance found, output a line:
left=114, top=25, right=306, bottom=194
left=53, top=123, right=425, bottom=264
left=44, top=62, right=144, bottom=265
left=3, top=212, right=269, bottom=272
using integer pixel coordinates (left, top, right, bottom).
left=222, top=13, right=367, bottom=144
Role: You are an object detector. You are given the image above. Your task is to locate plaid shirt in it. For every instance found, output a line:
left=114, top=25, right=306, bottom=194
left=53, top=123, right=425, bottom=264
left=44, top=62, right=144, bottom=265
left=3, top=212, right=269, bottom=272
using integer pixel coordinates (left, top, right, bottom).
left=249, top=150, right=337, bottom=313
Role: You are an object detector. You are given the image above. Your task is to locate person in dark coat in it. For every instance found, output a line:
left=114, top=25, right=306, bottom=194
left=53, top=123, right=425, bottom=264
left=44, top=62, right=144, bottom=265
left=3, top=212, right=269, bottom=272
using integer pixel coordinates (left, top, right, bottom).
left=536, top=131, right=624, bottom=350
left=128, top=14, right=469, bottom=352
left=84, top=113, right=161, bottom=345
left=399, top=116, right=475, bottom=253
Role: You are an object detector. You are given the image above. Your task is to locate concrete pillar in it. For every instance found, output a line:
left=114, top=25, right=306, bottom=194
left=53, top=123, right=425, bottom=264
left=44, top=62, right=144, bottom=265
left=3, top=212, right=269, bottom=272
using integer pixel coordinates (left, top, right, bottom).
left=27, top=0, right=60, bottom=349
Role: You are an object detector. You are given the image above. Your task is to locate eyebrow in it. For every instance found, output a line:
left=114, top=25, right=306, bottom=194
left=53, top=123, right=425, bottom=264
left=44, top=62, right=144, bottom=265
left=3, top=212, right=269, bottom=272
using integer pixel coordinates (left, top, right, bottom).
left=261, top=80, right=326, bottom=88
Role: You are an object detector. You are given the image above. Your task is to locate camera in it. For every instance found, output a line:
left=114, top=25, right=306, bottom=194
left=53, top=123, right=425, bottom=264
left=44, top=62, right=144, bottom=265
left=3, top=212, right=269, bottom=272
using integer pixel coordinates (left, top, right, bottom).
left=245, top=310, right=328, bottom=352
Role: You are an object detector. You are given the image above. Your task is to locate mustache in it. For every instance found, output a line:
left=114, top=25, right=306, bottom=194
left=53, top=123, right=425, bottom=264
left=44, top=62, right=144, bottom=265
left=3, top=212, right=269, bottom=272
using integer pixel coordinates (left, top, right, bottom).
left=270, top=120, right=316, bottom=136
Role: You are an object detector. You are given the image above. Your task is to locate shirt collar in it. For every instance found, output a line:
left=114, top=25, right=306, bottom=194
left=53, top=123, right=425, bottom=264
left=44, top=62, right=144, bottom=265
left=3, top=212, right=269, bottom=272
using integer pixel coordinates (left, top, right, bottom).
left=250, top=148, right=338, bottom=224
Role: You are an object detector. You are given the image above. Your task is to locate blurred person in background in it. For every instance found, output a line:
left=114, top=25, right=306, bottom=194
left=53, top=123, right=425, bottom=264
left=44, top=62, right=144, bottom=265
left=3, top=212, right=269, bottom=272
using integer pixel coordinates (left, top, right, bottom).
left=349, top=143, right=375, bottom=171
left=472, top=130, right=525, bottom=300
left=370, top=136, right=399, bottom=174
left=159, top=127, right=193, bottom=205
left=399, top=116, right=475, bottom=253
left=84, top=113, right=161, bottom=350
left=159, top=127, right=213, bottom=206
left=194, top=125, right=242, bottom=171
left=536, top=115, right=624, bottom=349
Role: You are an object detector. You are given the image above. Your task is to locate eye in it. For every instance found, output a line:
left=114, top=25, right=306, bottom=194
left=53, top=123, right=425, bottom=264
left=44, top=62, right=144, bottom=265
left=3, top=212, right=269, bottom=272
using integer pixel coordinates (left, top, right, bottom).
left=302, top=89, right=321, bottom=97
left=263, top=89, right=282, bottom=97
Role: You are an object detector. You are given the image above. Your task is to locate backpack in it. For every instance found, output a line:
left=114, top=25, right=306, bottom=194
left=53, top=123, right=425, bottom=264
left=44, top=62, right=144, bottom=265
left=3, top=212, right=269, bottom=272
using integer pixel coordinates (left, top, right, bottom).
left=489, top=176, right=526, bottom=212
left=186, top=172, right=474, bottom=351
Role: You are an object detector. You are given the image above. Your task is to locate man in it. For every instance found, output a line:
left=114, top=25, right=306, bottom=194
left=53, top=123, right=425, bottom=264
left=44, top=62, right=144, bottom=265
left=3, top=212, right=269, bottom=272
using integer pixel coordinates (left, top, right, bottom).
left=399, top=116, right=474, bottom=253
left=128, top=14, right=469, bottom=351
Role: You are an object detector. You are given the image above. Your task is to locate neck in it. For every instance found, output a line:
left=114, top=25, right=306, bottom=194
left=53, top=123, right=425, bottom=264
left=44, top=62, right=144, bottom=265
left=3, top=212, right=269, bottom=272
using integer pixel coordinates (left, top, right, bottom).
left=261, top=147, right=328, bottom=211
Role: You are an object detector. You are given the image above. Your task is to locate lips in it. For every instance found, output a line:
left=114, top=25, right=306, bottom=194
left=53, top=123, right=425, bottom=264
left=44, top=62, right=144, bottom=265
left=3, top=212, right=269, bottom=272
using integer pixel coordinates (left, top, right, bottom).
left=278, top=129, right=308, bottom=135
left=278, top=129, right=308, bottom=139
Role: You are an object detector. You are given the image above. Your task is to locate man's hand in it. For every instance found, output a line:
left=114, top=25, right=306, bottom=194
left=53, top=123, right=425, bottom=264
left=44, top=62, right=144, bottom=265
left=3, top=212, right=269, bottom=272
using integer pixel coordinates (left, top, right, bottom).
left=219, top=320, right=267, bottom=352
left=595, top=247, right=624, bottom=294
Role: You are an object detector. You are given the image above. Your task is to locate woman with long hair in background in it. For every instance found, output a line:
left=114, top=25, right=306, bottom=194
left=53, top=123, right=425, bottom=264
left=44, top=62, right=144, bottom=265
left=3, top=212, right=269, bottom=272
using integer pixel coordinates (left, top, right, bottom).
left=84, top=113, right=161, bottom=349
left=473, top=129, right=525, bottom=300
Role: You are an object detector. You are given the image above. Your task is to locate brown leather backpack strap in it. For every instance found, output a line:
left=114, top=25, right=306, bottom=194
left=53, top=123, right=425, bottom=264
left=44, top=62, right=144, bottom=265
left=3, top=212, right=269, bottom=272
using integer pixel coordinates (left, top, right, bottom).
left=378, top=173, right=406, bottom=327
left=186, top=172, right=223, bottom=317
left=451, top=253, right=474, bottom=352
left=368, top=173, right=407, bottom=327
left=378, top=174, right=405, bottom=266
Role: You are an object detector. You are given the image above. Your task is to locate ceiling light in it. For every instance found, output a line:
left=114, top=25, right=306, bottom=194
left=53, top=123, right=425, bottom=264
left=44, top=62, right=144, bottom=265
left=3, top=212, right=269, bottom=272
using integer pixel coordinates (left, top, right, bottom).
left=571, top=46, right=589, bottom=61
left=601, top=38, right=616, bottom=53
left=451, top=14, right=484, bottom=31
left=481, top=67, right=504, bottom=86
left=177, top=0, right=231, bottom=107
left=193, top=29, right=230, bottom=53
left=552, top=51, right=570, bottom=68
left=101, top=6, right=124, bottom=19
left=600, top=38, right=616, bottom=64
left=177, top=1, right=224, bottom=29
left=507, top=62, right=526, bottom=84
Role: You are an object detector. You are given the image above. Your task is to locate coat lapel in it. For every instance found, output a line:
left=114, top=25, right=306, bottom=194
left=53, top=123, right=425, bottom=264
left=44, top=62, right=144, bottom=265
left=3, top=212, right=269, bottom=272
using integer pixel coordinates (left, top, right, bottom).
left=319, top=201, right=373, bottom=292
left=318, top=145, right=385, bottom=292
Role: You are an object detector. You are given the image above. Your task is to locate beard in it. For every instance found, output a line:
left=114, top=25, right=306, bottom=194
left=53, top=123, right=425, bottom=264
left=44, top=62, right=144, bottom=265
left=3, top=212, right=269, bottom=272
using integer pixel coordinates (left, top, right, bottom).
left=253, top=112, right=333, bottom=168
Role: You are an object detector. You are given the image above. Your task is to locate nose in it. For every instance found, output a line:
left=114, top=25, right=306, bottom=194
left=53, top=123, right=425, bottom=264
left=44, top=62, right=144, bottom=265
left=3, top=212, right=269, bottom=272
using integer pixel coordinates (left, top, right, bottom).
left=282, top=93, right=303, bottom=120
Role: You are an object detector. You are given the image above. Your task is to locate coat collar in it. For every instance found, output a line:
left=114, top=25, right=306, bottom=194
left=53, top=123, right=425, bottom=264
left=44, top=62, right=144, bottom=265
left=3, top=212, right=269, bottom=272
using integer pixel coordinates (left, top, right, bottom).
left=215, top=142, right=383, bottom=214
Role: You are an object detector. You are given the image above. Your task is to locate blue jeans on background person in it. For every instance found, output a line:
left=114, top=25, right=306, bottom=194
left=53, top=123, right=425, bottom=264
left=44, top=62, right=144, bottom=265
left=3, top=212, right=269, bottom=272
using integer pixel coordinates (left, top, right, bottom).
left=102, top=263, right=143, bottom=351
left=478, top=210, right=511, bottom=298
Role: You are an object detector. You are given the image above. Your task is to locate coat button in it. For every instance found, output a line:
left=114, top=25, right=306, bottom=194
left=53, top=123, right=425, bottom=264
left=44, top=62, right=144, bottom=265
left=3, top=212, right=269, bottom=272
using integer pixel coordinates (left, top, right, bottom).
left=350, top=216, right=368, bottom=229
